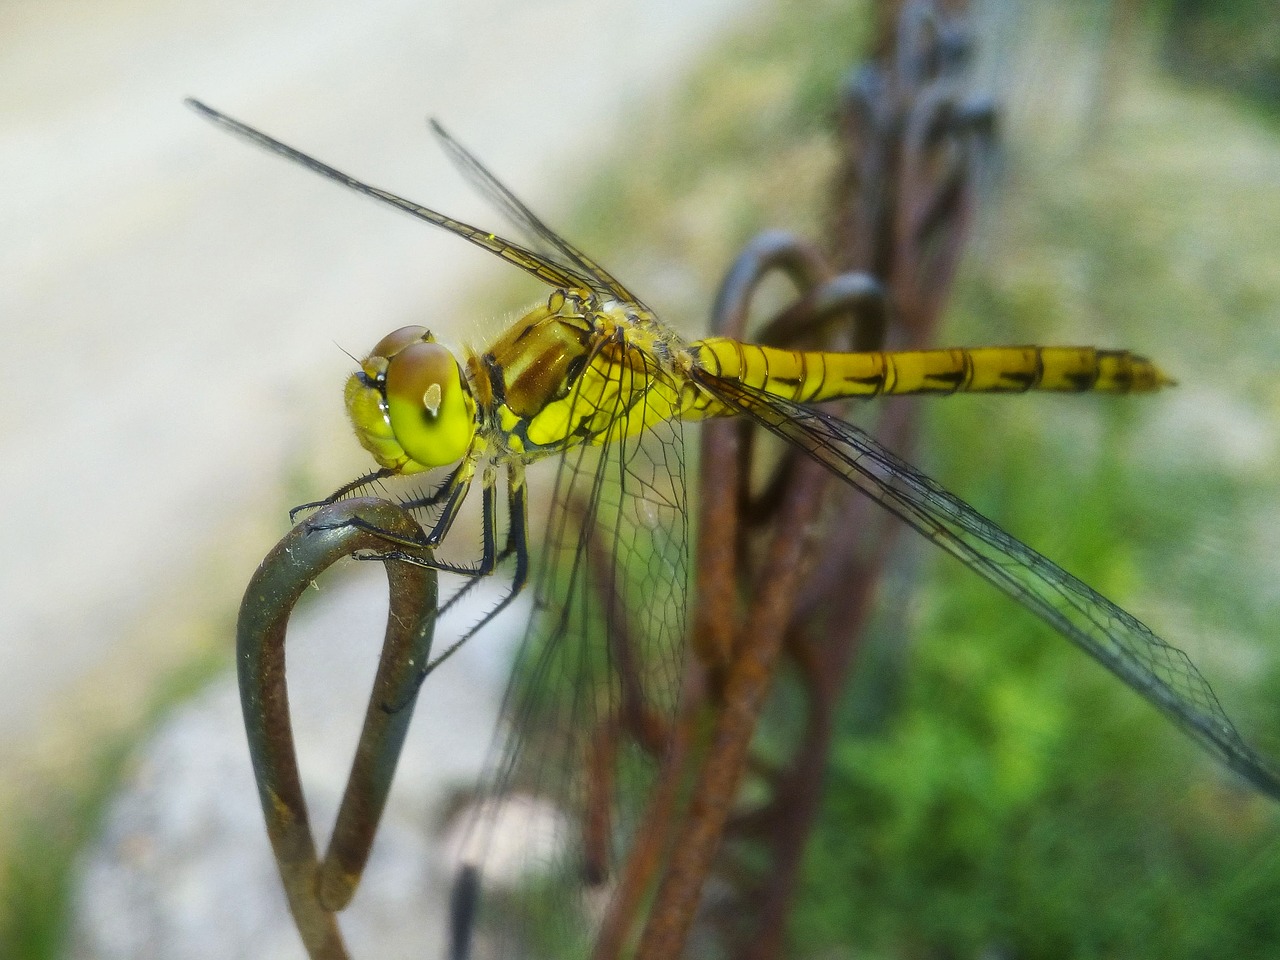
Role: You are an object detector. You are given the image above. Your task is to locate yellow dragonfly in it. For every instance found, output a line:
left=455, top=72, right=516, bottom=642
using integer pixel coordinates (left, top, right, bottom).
left=189, top=100, right=1280, bottom=954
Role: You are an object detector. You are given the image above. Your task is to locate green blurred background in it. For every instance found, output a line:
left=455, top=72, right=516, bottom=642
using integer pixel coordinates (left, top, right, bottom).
left=5, top=0, right=1279, bottom=956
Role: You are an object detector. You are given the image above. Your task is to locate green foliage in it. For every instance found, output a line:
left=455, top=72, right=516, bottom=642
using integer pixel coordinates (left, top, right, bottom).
left=784, top=9, right=1280, bottom=953
left=793, top=432, right=1280, bottom=956
left=1161, top=0, right=1280, bottom=113
left=563, top=1, right=1280, bottom=955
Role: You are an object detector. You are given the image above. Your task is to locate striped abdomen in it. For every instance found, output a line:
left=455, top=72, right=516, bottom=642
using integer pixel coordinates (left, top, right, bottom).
left=688, top=338, right=1172, bottom=415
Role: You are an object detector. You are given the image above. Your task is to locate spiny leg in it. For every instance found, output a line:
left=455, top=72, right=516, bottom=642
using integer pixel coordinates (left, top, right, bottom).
left=356, top=461, right=503, bottom=578
left=379, top=467, right=528, bottom=714
left=350, top=461, right=533, bottom=718
left=295, top=464, right=476, bottom=580
left=373, top=461, right=532, bottom=711
left=399, top=461, right=468, bottom=515
left=425, top=459, right=480, bottom=549
left=289, top=467, right=397, bottom=522
left=413, top=463, right=530, bottom=681
left=431, top=474, right=528, bottom=622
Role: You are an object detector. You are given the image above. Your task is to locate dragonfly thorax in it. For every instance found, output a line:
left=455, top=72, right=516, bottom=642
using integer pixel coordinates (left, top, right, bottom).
left=344, top=324, right=477, bottom=475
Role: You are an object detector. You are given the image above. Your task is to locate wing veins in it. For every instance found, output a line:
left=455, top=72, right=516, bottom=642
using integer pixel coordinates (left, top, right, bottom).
left=428, top=119, right=643, bottom=305
left=186, top=99, right=585, bottom=292
left=695, top=371, right=1280, bottom=800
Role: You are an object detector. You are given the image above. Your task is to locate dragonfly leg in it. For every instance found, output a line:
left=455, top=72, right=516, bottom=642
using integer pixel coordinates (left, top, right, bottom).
left=295, top=460, right=460, bottom=542
left=423, top=459, right=478, bottom=548
left=288, top=467, right=397, bottom=522
left=398, top=461, right=467, bottom=513
left=429, top=474, right=527, bottom=621
left=413, top=463, right=530, bottom=680
left=346, top=459, right=496, bottom=580
left=378, top=466, right=528, bottom=715
left=370, top=463, right=501, bottom=579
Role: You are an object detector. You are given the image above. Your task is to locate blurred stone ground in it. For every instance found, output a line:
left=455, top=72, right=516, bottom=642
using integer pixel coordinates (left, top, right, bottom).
left=0, top=0, right=759, bottom=953
left=69, top=568, right=528, bottom=959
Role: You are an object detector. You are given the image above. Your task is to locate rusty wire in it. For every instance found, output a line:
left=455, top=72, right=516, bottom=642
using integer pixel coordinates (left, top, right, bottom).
left=237, top=498, right=437, bottom=960
left=234, top=3, right=996, bottom=957
left=622, top=3, right=999, bottom=957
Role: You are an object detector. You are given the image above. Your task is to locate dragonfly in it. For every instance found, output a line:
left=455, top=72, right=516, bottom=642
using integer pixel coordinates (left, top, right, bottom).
left=189, top=99, right=1280, bottom=956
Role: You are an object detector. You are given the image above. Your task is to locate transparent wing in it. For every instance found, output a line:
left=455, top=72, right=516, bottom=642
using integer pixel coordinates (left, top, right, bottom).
left=695, top=370, right=1280, bottom=800
left=429, top=120, right=646, bottom=307
left=456, top=343, right=689, bottom=958
left=186, top=99, right=591, bottom=294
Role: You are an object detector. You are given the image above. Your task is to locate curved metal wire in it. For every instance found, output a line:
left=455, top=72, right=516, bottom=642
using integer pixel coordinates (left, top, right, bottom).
left=237, top=497, right=437, bottom=959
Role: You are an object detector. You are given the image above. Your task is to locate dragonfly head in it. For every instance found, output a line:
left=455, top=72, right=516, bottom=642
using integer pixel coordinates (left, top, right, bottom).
left=344, top=325, right=476, bottom=474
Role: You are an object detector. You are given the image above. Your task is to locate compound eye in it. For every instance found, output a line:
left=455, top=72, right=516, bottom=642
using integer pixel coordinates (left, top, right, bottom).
left=370, top=325, right=431, bottom=361
left=383, top=341, right=474, bottom=468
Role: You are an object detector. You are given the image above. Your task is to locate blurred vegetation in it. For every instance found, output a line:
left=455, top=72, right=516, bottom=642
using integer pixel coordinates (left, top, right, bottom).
left=0, top=748, right=132, bottom=960
left=0, top=646, right=226, bottom=960
left=1159, top=0, right=1280, bottom=115
left=574, top=0, right=1280, bottom=956
left=13, top=0, right=1278, bottom=957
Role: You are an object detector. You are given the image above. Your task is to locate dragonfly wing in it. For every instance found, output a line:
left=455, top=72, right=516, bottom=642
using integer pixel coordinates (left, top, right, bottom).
left=694, top=371, right=1280, bottom=801
left=429, top=119, right=647, bottom=306
left=456, top=354, right=689, bottom=956
left=186, top=100, right=590, bottom=293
